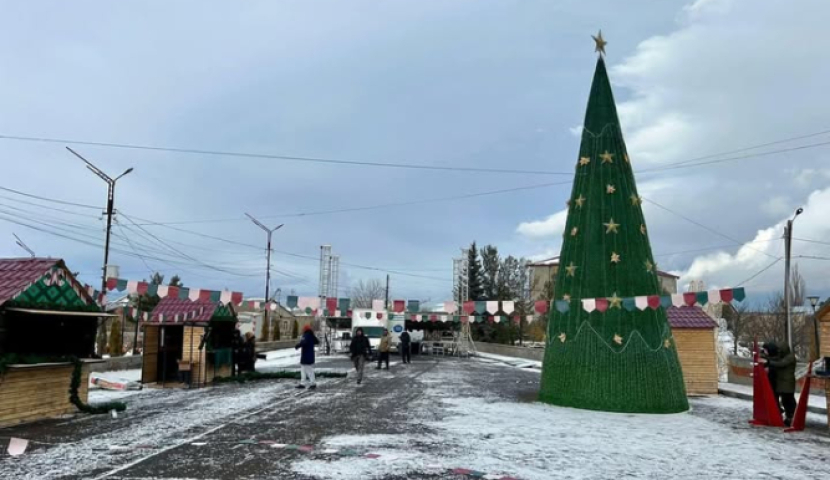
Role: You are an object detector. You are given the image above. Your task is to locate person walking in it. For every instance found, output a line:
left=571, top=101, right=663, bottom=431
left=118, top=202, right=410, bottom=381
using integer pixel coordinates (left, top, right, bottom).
left=349, top=327, right=371, bottom=384
left=376, top=328, right=391, bottom=370
left=295, top=325, right=320, bottom=389
left=399, top=330, right=412, bottom=364
left=765, top=342, right=797, bottom=426
left=241, top=332, right=257, bottom=373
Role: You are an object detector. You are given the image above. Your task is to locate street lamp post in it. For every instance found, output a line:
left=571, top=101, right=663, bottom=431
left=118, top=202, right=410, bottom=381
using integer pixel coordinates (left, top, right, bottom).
left=245, top=213, right=283, bottom=341
left=808, top=295, right=821, bottom=360
left=784, top=207, right=803, bottom=349
left=67, top=147, right=134, bottom=307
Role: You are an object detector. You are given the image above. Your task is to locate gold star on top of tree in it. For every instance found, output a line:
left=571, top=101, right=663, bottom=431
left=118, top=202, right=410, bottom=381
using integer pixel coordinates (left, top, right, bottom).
left=603, top=218, right=620, bottom=233
left=592, top=30, right=607, bottom=56
left=600, top=151, right=614, bottom=163
left=565, top=262, right=578, bottom=277
left=640, top=224, right=647, bottom=235
left=579, top=156, right=591, bottom=166
left=630, top=194, right=643, bottom=206
left=613, top=333, right=623, bottom=345
left=574, top=195, right=586, bottom=208
left=645, top=260, right=654, bottom=273
left=610, top=252, right=620, bottom=263
left=570, top=226, right=578, bottom=236
left=608, top=292, right=622, bottom=309
left=558, top=332, right=567, bottom=343
left=606, top=184, right=616, bottom=194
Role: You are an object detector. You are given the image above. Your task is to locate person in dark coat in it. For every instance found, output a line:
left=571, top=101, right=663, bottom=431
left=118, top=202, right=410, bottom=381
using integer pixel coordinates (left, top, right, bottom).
left=231, top=329, right=244, bottom=376
left=241, top=332, right=256, bottom=373
left=349, top=327, right=372, bottom=384
left=399, top=330, right=412, bottom=364
left=295, top=325, right=320, bottom=389
left=766, top=342, right=797, bottom=426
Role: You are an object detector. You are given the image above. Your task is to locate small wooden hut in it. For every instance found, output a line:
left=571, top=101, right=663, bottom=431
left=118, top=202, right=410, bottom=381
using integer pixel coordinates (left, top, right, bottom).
left=817, top=302, right=830, bottom=427
left=141, top=297, right=237, bottom=387
left=0, top=258, right=110, bottom=427
left=667, top=306, right=719, bottom=395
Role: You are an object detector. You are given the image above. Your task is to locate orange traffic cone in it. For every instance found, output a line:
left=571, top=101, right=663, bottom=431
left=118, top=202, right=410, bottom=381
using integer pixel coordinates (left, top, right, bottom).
left=785, top=363, right=813, bottom=433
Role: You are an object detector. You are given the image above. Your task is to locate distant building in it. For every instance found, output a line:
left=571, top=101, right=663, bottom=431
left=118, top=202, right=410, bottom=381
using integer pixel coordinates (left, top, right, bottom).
left=527, top=256, right=680, bottom=301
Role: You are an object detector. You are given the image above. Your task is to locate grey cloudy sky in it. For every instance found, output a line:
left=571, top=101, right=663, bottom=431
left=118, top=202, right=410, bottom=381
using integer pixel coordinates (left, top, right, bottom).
left=1, top=0, right=828, bottom=305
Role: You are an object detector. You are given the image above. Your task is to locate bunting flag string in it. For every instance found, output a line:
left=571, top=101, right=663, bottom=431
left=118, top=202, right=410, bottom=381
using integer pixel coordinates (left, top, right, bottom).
left=551, top=287, right=746, bottom=314
left=104, top=277, right=244, bottom=305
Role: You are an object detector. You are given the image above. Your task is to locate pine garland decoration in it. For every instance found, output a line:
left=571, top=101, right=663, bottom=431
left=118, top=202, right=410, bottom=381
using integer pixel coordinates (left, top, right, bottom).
left=68, top=358, right=127, bottom=414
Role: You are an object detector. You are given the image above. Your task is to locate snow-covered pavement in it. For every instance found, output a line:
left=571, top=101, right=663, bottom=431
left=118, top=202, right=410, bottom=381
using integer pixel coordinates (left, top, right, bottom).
left=3, top=353, right=830, bottom=479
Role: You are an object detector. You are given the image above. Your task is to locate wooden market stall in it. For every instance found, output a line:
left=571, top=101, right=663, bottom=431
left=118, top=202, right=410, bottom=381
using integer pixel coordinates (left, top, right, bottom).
left=817, top=302, right=830, bottom=427
left=667, top=306, right=719, bottom=395
left=141, top=297, right=237, bottom=388
left=0, top=258, right=109, bottom=427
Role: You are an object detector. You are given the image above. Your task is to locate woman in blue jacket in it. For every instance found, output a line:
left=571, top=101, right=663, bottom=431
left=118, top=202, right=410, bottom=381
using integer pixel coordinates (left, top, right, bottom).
left=295, top=325, right=320, bottom=389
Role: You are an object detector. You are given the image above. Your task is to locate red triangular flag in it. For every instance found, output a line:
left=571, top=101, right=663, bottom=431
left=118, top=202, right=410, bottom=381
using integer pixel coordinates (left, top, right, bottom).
left=106, top=277, right=118, bottom=291
left=231, top=291, right=243, bottom=305
left=534, top=300, right=549, bottom=314
left=463, top=301, right=475, bottom=314
left=595, top=298, right=609, bottom=312
left=136, top=282, right=148, bottom=295
left=683, top=292, right=697, bottom=306
left=199, top=290, right=212, bottom=302
left=647, top=295, right=661, bottom=310
left=719, top=289, right=734, bottom=303
left=394, top=300, right=405, bottom=313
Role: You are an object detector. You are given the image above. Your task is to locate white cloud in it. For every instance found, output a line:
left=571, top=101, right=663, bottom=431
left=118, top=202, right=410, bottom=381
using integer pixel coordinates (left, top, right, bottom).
left=760, top=195, right=792, bottom=218
left=516, top=209, right=567, bottom=239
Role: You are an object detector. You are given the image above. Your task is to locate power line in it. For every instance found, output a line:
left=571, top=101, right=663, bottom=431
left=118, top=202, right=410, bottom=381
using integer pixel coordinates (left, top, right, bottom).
left=0, top=133, right=573, bottom=176
left=0, top=184, right=100, bottom=210
left=642, top=128, right=830, bottom=170
left=130, top=180, right=574, bottom=225
left=643, top=198, right=778, bottom=259
left=735, top=257, right=783, bottom=287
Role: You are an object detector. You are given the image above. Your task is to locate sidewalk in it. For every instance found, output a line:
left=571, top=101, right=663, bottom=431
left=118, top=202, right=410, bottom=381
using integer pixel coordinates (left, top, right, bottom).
left=718, top=382, right=828, bottom=416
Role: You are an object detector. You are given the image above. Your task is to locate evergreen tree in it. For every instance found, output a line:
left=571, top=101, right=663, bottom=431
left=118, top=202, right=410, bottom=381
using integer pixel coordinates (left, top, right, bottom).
left=109, top=317, right=123, bottom=357
left=480, top=245, right=500, bottom=299
left=539, top=41, right=688, bottom=414
left=467, top=242, right=484, bottom=301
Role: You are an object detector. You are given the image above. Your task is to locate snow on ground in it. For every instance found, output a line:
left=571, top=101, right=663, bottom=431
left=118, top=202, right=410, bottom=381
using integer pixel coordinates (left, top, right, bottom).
left=295, top=361, right=830, bottom=480
left=475, top=352, right=541, bottom=369
left=1, top=382, right=305, bottom=480
left=719, top=381, right=827, bottom=413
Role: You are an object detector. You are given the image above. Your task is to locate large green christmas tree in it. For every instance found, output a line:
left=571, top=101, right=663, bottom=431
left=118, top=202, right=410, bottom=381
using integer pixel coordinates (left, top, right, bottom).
left=539, top=34, right=688, bottom=414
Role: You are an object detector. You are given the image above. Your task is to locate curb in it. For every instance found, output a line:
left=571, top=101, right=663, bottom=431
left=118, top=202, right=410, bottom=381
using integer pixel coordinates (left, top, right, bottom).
left=718, top=388, right=827, bottom=416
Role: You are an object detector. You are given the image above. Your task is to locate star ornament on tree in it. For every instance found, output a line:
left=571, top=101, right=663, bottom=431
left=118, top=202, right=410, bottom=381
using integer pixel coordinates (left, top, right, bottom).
left=608, top=293, right=622, bottom=309
left=606, top=184, right=616, bottom=194
left=610, top=252, right=620, bottom=264
left=613, top=333, right=623, bottom=345
left=645, top=260, right=654, bottom=273
left=565, top=262, right=578, bottom=277
left=640, top=224, right=647, bottom=235
left=570, top=227, right=579, bottom=237
left=592, top=30, right=607, bottom=56
left=579, top=156, right=591, bottom=166
left=600, top=151, right=614, bottom=163
left=630, top=194, right=643, bottom=206
left=558, top=333, right=567, bottom=343
left=562, top=294, right=571, bottom=302
left=603, top=218, right=620, bottom=234
left=575, top=195, right=586, bottom=208
left=664, top=339, right=672, bottom=349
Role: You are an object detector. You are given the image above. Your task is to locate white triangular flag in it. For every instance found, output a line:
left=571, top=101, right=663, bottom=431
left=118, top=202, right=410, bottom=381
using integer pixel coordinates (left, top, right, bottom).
left=486, top=301, right=499, bottom=314
left=156, top=285, right=169, bottom=298
left=582, top=298, right=596, bottom=313
left=372, top=299, right=385, bottom=311
left=708, top=289, right=721, bottom=304
left=8, top=437, right=28, bottom=456
left=220, top=290, right=232, bottom=304
left=671, top=294, right=685, bottom=307
left=635, top=296, right=649, bottom=311
left=189, top=289, right=201, bottom=301
left=501, top=301, right=515, bottom=315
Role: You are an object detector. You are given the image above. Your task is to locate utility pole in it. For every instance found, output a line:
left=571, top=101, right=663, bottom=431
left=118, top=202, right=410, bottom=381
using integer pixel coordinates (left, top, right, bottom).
left=67, top=147, right=133, bottom=307
left=245, top=213, right=284, bottom=342
left=784, top=207, right=803, bottom=350
left=385, top=274, right=390, bottom=310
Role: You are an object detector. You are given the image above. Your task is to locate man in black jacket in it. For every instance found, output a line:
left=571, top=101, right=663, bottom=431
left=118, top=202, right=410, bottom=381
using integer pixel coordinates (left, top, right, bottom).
left=399, top=330, right=412, bottom=364
left=349, top=327, right=372, bottom=384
